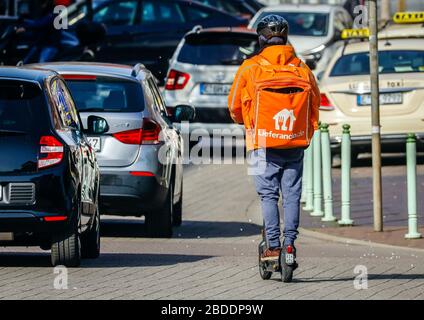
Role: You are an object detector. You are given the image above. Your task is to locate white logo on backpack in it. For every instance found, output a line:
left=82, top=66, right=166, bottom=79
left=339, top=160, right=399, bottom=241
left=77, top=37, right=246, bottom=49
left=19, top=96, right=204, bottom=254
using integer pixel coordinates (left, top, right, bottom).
left=273, top=109, right=296, bottom=131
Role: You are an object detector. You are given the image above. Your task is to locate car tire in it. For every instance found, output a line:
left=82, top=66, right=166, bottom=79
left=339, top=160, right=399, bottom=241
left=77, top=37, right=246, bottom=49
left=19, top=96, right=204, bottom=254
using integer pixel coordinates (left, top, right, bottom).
left=146, top=183, right=173, bottom=238
left=81, top=206, right=100, bottom=259
left=51, top=220, right=81, bottom=268
left=173, top=181, right=183, bottom=227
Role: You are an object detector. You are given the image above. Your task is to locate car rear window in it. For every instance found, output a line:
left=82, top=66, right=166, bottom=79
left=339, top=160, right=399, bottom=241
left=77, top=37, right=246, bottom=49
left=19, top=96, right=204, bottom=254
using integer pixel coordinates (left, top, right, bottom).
left=177, top=33, right=260, bottom=65
left=0, top=80, right=47, bottom=133
left=252, top=12, right=329, bottom=37
left=65, top=77, right=145, bottom=112
left=330, top=50, right=424, bottom=77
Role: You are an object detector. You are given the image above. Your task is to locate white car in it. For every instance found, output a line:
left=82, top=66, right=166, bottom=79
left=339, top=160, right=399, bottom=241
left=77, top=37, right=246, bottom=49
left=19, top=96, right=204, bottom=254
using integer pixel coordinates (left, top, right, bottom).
left=248, top=4, right=352, bottom=68
left=319, top=35, right=424, bottom=158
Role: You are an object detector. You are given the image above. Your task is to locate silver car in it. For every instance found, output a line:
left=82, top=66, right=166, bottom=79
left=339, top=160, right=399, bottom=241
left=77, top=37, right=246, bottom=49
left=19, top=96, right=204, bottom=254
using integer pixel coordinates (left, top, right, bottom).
left=249, top=4, right=352, bottom=68
left=34, top=62, right=195, bottom=238
left=164, top=27, right=260, bottom=143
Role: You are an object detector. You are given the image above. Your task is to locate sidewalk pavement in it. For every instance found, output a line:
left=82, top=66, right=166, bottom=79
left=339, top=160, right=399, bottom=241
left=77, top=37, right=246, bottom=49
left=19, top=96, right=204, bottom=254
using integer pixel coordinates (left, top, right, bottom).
left=300, top=156, right=424, bottom=249
left=246, top=154, right=424, bottom=250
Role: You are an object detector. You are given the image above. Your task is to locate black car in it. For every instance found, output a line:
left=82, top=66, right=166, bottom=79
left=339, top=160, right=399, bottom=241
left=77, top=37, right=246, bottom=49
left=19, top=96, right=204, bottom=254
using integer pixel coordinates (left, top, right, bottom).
left=0, top=67, right=102, bottom=267
left=65, top=0, right=249, bottom=83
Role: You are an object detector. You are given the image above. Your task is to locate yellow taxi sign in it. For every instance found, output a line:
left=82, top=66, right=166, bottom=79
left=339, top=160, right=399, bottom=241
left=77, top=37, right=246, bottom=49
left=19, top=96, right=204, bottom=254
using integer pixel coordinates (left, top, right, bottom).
left=341, top=28, right=369, bottom=40
left=393, top=12, right=424, bottom=24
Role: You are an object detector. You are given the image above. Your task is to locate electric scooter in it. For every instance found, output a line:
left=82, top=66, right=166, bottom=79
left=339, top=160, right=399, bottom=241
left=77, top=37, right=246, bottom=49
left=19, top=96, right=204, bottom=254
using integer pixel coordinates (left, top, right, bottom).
left=258, top=229, right=298, bottom=283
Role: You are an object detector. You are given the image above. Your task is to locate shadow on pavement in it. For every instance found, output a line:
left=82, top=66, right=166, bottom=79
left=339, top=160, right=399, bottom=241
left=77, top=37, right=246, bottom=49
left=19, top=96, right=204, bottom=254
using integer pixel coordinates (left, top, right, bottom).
left=0, top=252, right=52, bottom=267
left=293, top=273, right=424, bottom=283
left=101, top=219, right=260, bottom=239
left=83, top=253, right=213, bottom=268
left=0, top=252, right=213, bottom=268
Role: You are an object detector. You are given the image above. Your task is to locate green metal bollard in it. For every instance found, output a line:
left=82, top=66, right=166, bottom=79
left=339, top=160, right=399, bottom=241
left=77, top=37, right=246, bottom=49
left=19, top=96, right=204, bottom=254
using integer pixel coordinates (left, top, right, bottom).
left=321, top=123, right=336, bottom=222
left=339, top=124, right=354, bottom=226
left=405, top=133, right=422, bottom=239
left=300, top=154, right=307, bottom=204
left=311, top=125, right=323, bottom=217
left=303, top=139, right=314, bottom=211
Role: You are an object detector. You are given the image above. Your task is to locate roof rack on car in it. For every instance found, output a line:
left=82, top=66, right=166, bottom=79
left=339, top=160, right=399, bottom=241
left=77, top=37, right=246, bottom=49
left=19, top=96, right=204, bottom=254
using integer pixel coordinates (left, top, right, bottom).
left=131, top=63, right=145, bottom=77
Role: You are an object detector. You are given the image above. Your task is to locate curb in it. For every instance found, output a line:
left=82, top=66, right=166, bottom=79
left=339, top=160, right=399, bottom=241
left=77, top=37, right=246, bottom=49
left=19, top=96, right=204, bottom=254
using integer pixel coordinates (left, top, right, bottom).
left=245, top=197, right=424, bottom=253
left=299, top=227, right=424, bottom=253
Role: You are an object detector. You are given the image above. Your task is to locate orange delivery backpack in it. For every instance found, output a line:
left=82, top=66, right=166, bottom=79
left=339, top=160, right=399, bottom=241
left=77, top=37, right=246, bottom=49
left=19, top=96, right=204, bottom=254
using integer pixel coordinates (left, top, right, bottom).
left=248, top=55, right=315, bottom=150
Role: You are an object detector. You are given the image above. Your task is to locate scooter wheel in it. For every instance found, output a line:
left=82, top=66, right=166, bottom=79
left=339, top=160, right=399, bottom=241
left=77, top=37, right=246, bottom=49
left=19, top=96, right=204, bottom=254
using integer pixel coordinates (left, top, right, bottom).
left=259, top=263, right=272, bottom=280
left=281, top=263, right=294, bottom=283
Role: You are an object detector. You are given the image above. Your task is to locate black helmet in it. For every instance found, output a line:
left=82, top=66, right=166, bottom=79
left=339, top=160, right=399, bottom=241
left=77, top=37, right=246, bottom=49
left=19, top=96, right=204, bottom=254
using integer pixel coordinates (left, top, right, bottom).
left=256, top=14, right=289, bottom=41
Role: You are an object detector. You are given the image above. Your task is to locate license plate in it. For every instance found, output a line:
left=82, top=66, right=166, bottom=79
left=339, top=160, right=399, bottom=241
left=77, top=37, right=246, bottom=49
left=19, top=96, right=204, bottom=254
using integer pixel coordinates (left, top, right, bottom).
left=0, top=233, right=14, bottom=241
left=87, top=137, right=101, bottom=152
left=285, top=253, right=295, bottom=265
left=357, top=92, right=403, bottom=106
left=200, top=83, right=231, bottom=95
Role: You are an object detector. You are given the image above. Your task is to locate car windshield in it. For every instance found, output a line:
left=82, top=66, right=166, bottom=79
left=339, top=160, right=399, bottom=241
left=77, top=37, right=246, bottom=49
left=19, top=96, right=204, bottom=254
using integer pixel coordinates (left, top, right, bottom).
left=66, top=77, right=145, bottom=112
left=177, top=33, right=260, bottom=65
left=0, top=80, right=46, bottom=133
left=197, top=0, right=252, bottom=16
left=252, top=11, right=329, bottom=37
left=330, top=50, right=424, bottom=77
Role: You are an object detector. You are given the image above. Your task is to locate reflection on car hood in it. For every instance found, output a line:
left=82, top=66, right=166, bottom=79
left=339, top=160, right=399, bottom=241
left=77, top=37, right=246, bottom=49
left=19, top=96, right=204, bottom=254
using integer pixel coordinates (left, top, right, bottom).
left=288, top=36, right=328, bottom=55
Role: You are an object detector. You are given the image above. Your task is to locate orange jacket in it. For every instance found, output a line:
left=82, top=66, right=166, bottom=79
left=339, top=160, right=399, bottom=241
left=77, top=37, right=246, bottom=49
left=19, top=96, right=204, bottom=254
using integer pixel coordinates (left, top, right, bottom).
left=228, top=45, right=320, bottom=151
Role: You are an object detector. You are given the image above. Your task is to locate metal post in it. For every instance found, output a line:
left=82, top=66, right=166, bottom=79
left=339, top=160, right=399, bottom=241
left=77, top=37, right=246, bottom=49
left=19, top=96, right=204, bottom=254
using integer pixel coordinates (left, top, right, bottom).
left=321, top=123, right=336, bottom=222
left=369, top=0, right=383, bottom=232
left=311, top=126, right=323, bottom=217
left=303, top=140, right=314, bottom=211
left=339, top=124, right=354, bottom=226
left=405, top=134, right=422, bottom=239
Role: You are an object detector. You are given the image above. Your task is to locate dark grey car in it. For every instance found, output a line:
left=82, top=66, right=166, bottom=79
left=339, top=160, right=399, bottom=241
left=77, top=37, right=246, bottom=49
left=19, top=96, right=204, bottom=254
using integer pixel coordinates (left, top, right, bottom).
left=33, top=62, right=195, bottom=238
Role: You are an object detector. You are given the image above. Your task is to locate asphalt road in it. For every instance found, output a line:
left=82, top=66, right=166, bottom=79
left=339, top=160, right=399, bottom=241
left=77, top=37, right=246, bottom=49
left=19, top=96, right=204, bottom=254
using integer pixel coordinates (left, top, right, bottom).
left=0, top=161, right=423, bottom=300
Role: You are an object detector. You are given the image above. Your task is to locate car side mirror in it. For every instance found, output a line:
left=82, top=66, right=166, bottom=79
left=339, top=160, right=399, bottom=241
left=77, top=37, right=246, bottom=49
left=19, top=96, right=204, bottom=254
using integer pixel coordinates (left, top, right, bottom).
left=86, top=115, right=109, bottom=134
left=173, top=105, right=196, bottom=123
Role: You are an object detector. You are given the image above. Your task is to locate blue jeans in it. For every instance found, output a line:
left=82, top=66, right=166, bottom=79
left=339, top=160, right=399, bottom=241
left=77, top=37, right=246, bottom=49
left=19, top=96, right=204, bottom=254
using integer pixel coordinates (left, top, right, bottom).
left=249, top=148, right=304, bottom=248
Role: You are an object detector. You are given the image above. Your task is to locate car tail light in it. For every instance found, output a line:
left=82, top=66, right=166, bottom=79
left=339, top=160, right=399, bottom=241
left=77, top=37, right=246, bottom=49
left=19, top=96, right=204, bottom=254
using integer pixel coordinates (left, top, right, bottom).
left=141, top=118, right=161, bottom=144
left=113, top=128, right=143, bottom=145
left=61, top=74, right=97, bottom=81
left=165, top=69, right=190, bottom=90
left=112, top=119, right=161, bottom=145
left=38, top=136, right=64, bottom=169
left=130, top=171, right=155, bottom=177
left=320, top=93, right=335, bottom=111
left=44, top=216, right=68, bottom=222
